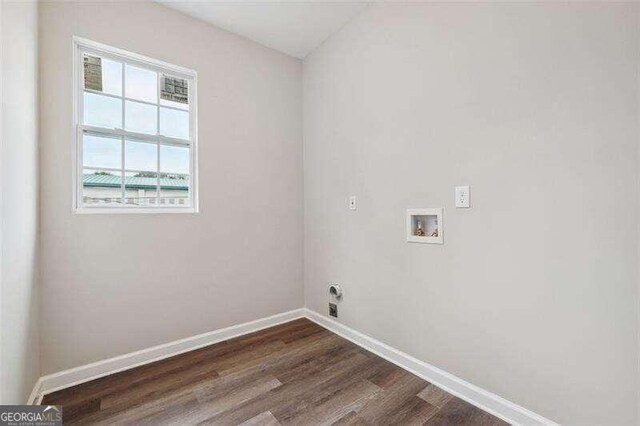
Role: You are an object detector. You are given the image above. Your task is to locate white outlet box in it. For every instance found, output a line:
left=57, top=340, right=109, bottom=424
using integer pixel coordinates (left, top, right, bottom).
left=455, top=186, right=470, bottom=208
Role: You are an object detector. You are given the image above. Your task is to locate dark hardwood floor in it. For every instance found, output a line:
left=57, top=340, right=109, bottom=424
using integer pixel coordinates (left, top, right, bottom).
left=42, top=318, right=507, bottom=425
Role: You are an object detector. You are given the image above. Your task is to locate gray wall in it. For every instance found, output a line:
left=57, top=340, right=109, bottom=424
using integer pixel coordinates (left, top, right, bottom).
left=39, top=1, right=303, bottom=374
left=1, top=0, right=40, bottom=404
left=303, top=3, right=639, bottom=424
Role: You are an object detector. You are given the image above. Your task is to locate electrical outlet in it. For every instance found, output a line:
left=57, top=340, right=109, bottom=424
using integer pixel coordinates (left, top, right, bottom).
left=329, top=303, right=338, bottom=318
left=455, top=186, right=470, bottom=208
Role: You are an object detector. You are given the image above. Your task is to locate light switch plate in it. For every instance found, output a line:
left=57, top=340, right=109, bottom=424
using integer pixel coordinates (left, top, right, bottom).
left=349, top=195, right=357, bottom=211
left=455, top=186, right=470, bottom=208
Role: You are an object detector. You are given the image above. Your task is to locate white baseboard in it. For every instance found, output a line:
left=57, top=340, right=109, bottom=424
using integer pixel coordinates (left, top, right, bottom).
left=304, top=308, right=557, bottom=426
left=28, top=306, right=555, bottom=426
left=27, top=377, right=44, bottom=405
left=29, top=308, right=305, bottom=404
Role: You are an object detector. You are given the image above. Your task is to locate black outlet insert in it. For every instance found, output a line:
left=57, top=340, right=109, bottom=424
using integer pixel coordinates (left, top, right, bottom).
left=329, top=303, right=338, bottom=318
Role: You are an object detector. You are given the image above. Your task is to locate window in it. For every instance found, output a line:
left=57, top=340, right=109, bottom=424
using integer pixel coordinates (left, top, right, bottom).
left=73, top=37, right=198, bottom=213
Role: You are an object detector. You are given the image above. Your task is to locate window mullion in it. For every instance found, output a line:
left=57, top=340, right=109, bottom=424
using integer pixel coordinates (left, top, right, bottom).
left=158, top=135, right=192, bottom=146
left=156, top=142, right=161, bottom=206
left=121, top=61, right=126, bottom=205
left=84, top=166, right=122, bottom=173
left=82, top=126, right=184, bottom=145
left=77, top=126, right=84, bottom=208
left=76, top=47, right=85, bottom=209
left=156, top=71, right=161, bottom=206
left=120, top=136, right=125, bottom=205
left=81, top=125, right=121, bottom=137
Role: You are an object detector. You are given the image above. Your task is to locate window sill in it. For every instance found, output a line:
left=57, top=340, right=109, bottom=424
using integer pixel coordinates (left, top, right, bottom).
left=74, top=206, right=198, bottom=215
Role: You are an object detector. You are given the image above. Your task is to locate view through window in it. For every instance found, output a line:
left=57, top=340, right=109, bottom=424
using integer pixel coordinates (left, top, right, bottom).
left=75, top=39, right=197, bottom=212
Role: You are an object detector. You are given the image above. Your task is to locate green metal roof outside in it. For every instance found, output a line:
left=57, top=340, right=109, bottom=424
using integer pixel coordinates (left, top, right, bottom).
left=83, top=174, right=188, bottom=190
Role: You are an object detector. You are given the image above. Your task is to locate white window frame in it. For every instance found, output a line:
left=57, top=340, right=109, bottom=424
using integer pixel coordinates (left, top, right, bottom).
left=72, top=36, right=198, bottom=214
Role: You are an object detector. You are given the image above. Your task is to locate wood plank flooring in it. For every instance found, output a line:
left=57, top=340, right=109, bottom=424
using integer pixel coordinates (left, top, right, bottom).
left=42, top=318, right=508, bottom=425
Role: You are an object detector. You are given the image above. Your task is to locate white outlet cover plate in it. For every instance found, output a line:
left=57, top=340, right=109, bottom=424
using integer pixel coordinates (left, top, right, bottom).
left=455, top=186, right=470, bottom=208
left=349, top=195, right=357, bottom=210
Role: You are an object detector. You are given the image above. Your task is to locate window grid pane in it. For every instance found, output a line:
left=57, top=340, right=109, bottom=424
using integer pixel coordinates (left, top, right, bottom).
left=160, top=107, right=189, bottom=140
left=83, top=168, right=125, bottom=206
left=83, top=54, right=123, bottom=96
left=125, top=64, right=158, bottom=103
left=125, top=100, right=158, bottom=135
left=83, top=92, right=122, bottom=129
left=83, top=133, right=122, bottom=169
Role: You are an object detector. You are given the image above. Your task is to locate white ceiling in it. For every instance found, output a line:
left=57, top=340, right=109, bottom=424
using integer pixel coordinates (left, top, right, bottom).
left=156, top=1, right=370, bottom=59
